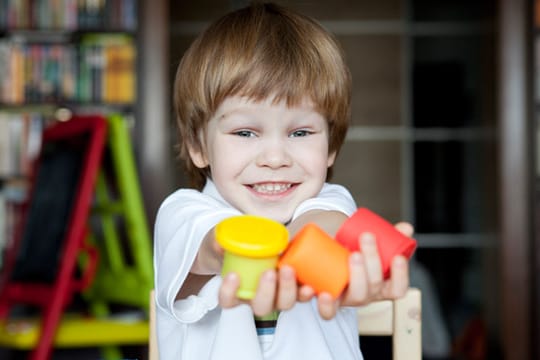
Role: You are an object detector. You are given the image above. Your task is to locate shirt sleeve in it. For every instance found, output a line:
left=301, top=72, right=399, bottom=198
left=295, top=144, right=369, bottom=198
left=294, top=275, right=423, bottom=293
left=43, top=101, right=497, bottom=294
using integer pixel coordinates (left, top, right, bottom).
left=291, top=183, right=357, bottom=220
left=153, top=188, right=241, bottom=323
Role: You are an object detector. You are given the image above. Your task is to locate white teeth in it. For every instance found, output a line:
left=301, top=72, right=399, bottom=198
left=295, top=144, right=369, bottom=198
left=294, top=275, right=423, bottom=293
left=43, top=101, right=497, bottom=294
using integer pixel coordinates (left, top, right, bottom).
left=252, top=183, right=292, bottom=194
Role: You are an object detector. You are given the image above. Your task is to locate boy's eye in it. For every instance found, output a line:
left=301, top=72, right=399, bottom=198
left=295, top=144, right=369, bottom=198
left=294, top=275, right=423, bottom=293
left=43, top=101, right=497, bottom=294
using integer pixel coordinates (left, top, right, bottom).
left=289, top=129, right=312, bottom=137
left=234, top=130, right=256, bottom=137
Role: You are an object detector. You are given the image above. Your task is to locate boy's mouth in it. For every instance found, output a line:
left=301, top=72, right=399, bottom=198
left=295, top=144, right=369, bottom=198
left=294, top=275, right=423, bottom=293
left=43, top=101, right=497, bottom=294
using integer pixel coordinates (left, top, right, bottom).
left=250, top=182, right=294, bottom=195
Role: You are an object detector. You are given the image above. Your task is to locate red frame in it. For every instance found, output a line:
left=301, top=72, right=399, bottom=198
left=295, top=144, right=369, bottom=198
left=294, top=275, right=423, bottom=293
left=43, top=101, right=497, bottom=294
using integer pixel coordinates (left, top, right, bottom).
left=0, top=115, right=107, bottom=360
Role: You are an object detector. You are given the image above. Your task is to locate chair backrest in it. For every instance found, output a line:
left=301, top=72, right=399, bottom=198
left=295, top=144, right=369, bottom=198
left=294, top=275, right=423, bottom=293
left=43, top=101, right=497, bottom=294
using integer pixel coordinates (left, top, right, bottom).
left=357, top=287, right=422, bottom=360
left=149, top=290, right=158, bottom=360
left=148, top=288, right=421, bottom=360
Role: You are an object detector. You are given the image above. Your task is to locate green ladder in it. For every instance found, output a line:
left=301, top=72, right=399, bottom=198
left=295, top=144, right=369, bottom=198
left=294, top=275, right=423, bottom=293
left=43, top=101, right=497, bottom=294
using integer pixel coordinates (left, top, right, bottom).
left=83, top=114, right=153, bottom=359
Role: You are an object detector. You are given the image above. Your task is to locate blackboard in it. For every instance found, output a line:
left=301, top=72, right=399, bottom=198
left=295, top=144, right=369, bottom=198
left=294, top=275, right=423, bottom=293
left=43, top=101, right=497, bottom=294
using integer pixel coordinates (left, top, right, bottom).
left=6, top=116, right=107, bottom=284
left=11, top=138, right=87, bottom=283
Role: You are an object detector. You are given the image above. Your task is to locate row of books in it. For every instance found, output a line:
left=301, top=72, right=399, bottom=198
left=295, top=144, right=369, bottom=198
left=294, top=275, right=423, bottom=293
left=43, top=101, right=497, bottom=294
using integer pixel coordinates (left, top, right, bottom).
left=0, top=178, right=28, bottom=268
left=0, top=178, right=29, bottom=269
left=0, top=112, right=45, bottom=178
left=0, top=34, right=136, bottom=104
left=0, top=0, right=137, bottom=30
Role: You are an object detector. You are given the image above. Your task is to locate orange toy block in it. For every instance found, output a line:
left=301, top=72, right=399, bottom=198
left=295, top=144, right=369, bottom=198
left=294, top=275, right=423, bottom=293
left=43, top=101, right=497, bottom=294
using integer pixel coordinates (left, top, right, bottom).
left=278, top=223, right=351, bottom=298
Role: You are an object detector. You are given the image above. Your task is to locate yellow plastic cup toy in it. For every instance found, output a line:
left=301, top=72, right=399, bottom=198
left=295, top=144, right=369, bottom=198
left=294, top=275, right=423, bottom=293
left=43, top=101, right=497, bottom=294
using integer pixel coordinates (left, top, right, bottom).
left=215, top=215, right=289, bottom=299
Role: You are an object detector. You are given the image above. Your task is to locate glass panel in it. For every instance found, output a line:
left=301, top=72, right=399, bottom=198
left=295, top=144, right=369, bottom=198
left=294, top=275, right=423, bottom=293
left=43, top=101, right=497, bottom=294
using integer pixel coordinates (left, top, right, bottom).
left=282, top=0, right=402, bottom=20
left=412, top=35, right=493, bottom=128
left=340, top=35, right=402, bottom=126
left=414, top=141, right=494, bottom=233
left=411, top=0, right=495, bottom=21
left=413, top=248, right=487, bottom=356
left=170, top=1, right=232, bottom=21
left=172, top=0, right=403, bottom=22
left=332, top=140, right=402, bottom=222
left=414, top=141, right=462, bottom=232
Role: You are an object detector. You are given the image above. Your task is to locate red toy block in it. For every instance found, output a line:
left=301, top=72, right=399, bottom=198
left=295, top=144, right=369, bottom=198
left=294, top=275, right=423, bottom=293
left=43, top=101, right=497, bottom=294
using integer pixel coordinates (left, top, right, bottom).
left=335, top=208, right=417, bottom=279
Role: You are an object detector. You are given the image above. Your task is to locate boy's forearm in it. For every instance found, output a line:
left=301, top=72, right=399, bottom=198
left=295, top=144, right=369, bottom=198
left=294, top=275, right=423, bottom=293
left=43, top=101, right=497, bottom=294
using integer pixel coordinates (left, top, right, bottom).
left=176, top=273, right=214, bottom=300
left=191, top=229, right=223, bottom=275
left=177, top=230, right=222, bottom=300
left=287, top=210, right=348, bottom=238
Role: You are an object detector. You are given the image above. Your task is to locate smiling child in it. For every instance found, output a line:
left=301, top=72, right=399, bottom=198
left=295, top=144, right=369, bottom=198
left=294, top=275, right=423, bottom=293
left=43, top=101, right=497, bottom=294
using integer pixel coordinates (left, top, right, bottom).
left=153, top=3, right=411, bottom=360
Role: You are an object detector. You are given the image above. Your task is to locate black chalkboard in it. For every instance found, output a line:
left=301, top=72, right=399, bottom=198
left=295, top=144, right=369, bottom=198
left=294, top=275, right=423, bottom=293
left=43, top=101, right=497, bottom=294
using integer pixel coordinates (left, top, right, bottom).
left=2, top=115, right=107, bottom=289
left=10, top=136, right=89, bottom=283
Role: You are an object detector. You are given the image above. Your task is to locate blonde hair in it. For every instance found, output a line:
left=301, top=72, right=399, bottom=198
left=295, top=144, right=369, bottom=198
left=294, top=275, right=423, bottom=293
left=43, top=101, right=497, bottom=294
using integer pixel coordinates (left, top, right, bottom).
left=174, top=2, right=351, bottom=189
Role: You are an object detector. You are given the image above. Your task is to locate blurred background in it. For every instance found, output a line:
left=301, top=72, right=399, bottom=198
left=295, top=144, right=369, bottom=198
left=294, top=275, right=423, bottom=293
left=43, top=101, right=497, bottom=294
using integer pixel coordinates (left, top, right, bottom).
left=0, top=0, right=537, bottom=359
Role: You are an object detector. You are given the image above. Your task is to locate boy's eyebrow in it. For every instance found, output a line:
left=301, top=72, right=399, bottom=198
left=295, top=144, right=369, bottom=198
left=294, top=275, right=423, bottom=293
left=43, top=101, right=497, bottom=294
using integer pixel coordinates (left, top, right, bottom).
left=217, top=108, right=252, bottom=121
left=216, top=103, right=266, bottom=121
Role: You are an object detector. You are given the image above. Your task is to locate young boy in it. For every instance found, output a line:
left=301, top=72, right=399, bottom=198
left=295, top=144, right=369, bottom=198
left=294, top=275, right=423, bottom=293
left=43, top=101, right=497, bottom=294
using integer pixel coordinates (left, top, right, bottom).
left=154, top=3, right=412, bottom=359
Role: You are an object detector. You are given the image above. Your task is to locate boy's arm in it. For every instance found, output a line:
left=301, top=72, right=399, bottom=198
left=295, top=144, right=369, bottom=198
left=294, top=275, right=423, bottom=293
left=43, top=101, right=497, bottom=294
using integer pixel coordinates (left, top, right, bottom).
left=154, top=188, right=240, bottom=307
left=287, top=209, right=348, bottom=238
left=176, top=227, right=223, bottom=300
left=176, top=273, right=215, bottom=300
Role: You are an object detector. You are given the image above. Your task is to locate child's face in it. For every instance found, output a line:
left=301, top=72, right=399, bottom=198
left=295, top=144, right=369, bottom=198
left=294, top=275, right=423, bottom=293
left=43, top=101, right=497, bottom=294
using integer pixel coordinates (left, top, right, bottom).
left=189, top=95, right=336, bottom=224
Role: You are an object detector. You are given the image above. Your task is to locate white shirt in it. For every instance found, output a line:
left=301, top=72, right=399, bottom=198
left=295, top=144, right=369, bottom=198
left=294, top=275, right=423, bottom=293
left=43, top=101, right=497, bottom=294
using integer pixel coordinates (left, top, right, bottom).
left=153, top=180, right=362, bottom=360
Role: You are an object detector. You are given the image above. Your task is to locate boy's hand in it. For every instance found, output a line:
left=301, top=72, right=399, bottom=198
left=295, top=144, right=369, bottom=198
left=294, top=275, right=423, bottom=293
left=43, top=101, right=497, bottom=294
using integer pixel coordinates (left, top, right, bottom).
left=218, top=264, right=300, bottom=317
left=316, top=221, right=413, bottom=319
left=219, top=222, right=413, bottom=319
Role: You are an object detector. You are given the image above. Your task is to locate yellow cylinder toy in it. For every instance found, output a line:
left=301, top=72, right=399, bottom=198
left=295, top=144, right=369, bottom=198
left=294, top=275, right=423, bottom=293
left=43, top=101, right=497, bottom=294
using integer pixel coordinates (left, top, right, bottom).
left=215, top=215, right=289, bottom=299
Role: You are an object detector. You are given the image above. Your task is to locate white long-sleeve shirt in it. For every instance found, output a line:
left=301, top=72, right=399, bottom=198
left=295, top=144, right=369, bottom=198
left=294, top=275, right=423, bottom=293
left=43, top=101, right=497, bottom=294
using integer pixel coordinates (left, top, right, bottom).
left=153, top=180, right=362, bottom=360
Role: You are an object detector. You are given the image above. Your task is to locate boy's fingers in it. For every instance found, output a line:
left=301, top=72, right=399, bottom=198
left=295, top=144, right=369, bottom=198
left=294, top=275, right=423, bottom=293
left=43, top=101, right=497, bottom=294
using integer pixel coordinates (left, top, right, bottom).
left=212, top=239, right=225, bottom=255
left=251, top=270, right=277, bottom=316
left=387, top=255, right=409, bottom=298
left=394, top=222, right=414, bottom=238
left=342, top=252, right=368, bottom=306
left=219, top=272, right=241, bottom=308
left=317, top=292, right=338, bottom=320
left=276, top=265, right=297, bottom=310
left=298, top=285, right=315, bottom=302
left=359, top=233, right=383, bottom=289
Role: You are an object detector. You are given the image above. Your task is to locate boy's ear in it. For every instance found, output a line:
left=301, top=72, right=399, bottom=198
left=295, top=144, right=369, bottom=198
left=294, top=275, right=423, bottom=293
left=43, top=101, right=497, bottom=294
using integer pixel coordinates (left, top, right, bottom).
left=188, top=143, right=209, bottom=169
left=327, top=151, right=337, bottom=167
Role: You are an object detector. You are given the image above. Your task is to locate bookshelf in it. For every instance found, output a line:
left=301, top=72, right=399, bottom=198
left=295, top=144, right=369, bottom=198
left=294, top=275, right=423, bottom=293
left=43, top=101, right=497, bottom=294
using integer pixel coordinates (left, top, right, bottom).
left=0, top=0, right=138, bottom=273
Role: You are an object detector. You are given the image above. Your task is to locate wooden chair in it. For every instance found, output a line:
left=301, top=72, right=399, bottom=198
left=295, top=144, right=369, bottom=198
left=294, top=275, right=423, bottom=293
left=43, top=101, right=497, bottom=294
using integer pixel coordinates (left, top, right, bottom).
left=148, top=288, right=421, bottom=360
left=358, top=288, right=422, bottom=360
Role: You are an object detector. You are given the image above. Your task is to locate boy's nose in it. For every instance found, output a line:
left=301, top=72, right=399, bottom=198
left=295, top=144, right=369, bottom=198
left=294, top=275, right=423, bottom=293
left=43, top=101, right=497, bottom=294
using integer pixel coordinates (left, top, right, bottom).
left=256, top=140, right=292, bottom=168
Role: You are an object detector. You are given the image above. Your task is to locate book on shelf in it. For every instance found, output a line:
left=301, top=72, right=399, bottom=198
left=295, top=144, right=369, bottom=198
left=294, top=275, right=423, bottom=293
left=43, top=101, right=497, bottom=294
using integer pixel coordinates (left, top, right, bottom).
left=81, top=33, right=136, bottom=104
left=0, top=34, right=136, bottom=105
left=0, top=0, right=137, bottom=31
left=0, top=112, right=44, bottom=178
left=0, top=189, right=5, bottom=267
left=0, top=178, right=29, bottom=270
